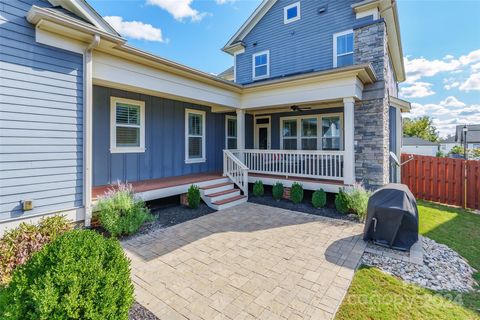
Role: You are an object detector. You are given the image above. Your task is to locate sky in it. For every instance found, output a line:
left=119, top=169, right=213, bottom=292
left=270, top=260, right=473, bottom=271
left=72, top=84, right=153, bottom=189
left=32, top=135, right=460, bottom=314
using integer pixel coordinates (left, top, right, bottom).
left=89, top=0, right=480, bottom=138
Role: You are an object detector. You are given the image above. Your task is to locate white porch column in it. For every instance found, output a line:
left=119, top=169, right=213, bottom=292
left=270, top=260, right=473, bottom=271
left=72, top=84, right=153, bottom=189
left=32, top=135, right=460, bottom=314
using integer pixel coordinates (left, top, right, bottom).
left=236, top=109, right=245, bottom=150
left=343, top=97, right=355, bottom=186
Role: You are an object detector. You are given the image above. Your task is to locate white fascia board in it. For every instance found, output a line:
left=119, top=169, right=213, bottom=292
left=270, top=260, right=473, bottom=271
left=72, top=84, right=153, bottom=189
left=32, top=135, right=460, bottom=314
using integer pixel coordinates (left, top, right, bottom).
left=93, top=52, right=241, bottom=108
left=240, top=76, right=363, bottom=109
left=36, top=27, right=86, bottom=54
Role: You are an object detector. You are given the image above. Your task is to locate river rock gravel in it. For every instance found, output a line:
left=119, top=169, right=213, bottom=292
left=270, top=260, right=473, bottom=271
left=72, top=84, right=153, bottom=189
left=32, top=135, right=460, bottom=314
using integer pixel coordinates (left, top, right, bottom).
left=362, top=237, right=477, bottom=292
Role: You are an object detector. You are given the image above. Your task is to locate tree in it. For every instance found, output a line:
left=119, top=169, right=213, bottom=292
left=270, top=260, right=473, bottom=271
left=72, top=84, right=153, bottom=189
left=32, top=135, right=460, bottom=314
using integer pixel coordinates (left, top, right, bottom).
left=403, top=116, right=439, bottom=142
left=450, top=145, right=464, bottom=155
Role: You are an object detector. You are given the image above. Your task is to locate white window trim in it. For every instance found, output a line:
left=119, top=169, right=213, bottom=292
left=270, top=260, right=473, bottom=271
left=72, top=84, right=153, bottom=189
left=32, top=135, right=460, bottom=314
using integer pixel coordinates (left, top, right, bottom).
left=333, top=29, right=354, bottom=68
left=185, top=109, right=206, bottom=164
left=110, top=97, right=145, bottom=154
left=284, top=2, right=301, bottom=24
left=280, top=113, right=344, bottom=151
left=225, top=115, right=237, bottom=149
left=252, top=50, right=270, bottom=81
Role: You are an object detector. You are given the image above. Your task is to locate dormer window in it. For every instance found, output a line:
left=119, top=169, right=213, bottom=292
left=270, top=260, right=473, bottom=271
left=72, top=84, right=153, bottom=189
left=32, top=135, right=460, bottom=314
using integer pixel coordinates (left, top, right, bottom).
left=252, top=50, right=270, bottom=80
left=333, top=30, right=354, bottom=68
left=284, top=2, right=300, bottom=24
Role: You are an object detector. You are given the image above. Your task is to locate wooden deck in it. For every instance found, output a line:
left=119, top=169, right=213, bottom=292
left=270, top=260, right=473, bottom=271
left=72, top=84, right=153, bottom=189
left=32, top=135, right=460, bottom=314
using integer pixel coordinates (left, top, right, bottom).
left=92, top=172, right=223, bottom=199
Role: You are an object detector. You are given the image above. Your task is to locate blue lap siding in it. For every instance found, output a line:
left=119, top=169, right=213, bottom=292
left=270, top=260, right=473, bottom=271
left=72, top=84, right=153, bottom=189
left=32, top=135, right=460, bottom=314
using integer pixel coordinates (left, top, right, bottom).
left=92, top=86, right=226, bottom=186
left=0, top=0, right=84, bottom=220
left=235, top=0, right=372, bottom=84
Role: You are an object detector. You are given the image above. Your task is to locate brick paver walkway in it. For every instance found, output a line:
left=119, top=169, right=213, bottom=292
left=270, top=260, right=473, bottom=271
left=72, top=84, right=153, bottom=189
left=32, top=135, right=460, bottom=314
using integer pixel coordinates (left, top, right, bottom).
left=122, top=203, right=366, bottom=320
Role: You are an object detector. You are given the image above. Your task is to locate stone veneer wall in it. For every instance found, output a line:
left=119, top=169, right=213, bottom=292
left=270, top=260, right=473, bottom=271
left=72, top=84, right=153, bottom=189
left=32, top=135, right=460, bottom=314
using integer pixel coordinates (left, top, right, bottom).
left=353, top=21, right=391, bottom=189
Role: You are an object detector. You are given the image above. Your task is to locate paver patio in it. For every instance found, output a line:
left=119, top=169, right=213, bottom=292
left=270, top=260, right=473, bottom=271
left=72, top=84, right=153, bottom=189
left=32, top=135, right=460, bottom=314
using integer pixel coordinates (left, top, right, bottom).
left=122, top=203, right=366, bottom=320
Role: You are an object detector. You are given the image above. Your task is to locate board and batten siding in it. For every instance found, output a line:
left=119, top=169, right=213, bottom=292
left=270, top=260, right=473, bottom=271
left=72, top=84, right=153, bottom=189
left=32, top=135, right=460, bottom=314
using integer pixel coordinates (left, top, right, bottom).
left=236, top=0, right=371, bottom=84
left=92, top=86, right=225, bottom=187
left=0, top=0, right=84, bottom=221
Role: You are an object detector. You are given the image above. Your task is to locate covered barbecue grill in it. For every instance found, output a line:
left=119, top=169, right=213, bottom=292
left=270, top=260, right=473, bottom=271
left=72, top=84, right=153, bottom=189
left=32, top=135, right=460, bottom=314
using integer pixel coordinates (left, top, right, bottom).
left=363, top=184, right=419, bottom=251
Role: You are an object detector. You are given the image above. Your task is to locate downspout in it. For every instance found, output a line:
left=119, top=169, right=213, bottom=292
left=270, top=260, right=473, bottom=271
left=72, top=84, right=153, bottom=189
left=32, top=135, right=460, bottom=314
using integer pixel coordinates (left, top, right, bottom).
left=84, top=34, right=100, bottom=227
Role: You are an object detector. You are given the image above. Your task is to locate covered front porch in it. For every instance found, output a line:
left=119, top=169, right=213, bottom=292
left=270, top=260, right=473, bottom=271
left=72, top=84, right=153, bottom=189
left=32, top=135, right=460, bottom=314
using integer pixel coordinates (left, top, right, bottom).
left=223, top=97, right=357, bottom=196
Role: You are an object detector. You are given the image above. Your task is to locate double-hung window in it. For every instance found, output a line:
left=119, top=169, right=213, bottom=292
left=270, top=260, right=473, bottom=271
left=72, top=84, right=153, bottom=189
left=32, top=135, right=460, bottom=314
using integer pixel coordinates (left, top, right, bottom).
left=333, top=30, right=354, bottom=68
left=301, top=118, right=317, bottom=150
left=225, top=116, right=237, bottom=149
left=110, top=97, right=145, bottom=153
left=284, top=2, right=300, bottom=24
left=321, top=116, right=341, bottom=150
left=185, top=109, right=206, bottom=163
left=252, top=51, right=269, bottom=80
left=282, top=119, right=297, bottom=150
left=281, top=114, right=343, bottom=151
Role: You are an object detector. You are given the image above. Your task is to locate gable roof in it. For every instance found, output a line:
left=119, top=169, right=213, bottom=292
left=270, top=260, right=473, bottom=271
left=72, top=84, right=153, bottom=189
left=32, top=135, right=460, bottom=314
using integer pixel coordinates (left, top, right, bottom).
left=403, top=137, right=438, bottom=146
left=47, top=0, right=119, bottom=36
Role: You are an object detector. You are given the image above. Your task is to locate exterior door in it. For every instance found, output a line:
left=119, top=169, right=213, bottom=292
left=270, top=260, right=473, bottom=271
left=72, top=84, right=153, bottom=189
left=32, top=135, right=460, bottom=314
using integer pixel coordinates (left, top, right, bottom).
left=258, top=127, right=268, bottom=149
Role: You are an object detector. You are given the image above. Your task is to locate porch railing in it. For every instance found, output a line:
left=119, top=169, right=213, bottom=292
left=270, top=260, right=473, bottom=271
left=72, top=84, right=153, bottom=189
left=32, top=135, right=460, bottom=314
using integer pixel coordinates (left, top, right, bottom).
left=223, top=150, right=249, bottom=196
left=231, top=149, right=344, bottom=181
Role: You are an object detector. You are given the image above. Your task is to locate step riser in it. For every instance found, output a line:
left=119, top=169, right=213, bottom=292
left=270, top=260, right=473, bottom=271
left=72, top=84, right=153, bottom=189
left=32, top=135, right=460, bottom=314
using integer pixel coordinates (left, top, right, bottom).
left=202, top=184, right=234, bottom=196
left=211, top=197, right=248, bottom=211
left=208, top=190, right=241, bottom=203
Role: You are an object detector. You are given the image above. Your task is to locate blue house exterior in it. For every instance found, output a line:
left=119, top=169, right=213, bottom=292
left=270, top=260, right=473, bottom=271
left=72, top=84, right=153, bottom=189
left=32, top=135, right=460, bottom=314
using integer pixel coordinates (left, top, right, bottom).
left=0, top=0, right=84, bottom=222
left=234, top=0, right=373, bottom=84
left=0, top=0, right=409, bottom=232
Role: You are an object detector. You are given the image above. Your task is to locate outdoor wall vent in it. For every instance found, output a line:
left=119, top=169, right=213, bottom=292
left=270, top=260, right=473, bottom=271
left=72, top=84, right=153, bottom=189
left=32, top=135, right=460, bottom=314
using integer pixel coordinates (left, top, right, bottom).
left=22, top=200, right=33, bottom=211
left=318, top=6, right=327, bottom=14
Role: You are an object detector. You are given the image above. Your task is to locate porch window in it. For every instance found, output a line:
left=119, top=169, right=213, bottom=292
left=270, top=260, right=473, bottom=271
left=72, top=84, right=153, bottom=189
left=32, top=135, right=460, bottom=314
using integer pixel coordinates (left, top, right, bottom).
left=185, top=109, right=206, bottom=163
left=252, top=51, right=269, bottom=80
left=110, top=97, right=145, bottom=153
left=301, top=118, right=317, bottom=150
left=280, top=114, right=343, bottom=151
left=334, top=30, right=354, bottom=68
left=282, top=119, right=297, bottom=150
left=226, top=116, right=237, bottom=149
left=321, top=116, right=341, bottom=150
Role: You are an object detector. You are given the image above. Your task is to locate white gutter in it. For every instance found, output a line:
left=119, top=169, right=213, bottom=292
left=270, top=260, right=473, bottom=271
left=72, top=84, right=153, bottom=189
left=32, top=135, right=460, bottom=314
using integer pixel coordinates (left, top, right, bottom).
left=83, top=34, right=100, bottom=227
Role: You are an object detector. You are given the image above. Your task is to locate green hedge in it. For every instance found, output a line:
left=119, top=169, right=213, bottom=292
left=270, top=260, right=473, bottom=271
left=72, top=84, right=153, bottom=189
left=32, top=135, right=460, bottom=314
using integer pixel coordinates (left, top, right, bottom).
left=312, top=189, right=327, bottom=208
left=187, top=185, right=201, bottom=209
left=290, top=182, right=304, bottom=204
left=1, top=230, right=134, bottom=320
left=253, top=180, right=264, bottom=197
left=272, top=182, right=284, bottom=200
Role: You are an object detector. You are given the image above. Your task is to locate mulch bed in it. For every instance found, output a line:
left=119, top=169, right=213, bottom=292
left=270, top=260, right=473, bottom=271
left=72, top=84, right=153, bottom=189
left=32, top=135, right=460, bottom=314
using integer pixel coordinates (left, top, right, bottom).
left=248, top=194, right=359, bottom=222
left=129, top=301, right=159, bottom=320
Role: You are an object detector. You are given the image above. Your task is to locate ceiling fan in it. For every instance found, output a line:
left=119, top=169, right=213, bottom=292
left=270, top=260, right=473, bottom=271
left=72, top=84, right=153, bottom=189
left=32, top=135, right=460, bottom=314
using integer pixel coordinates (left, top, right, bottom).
left=291, top=105, right=312, bottom=112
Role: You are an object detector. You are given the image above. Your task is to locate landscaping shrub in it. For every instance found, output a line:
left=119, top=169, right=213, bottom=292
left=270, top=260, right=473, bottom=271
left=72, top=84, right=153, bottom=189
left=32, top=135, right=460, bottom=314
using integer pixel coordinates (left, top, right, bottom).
left=252, top=180, right=264, bottom=197
left=1, top=230, right=134, bottom=320
left=95, top=182, right=152, bottom=237
left=272, top=182, right=284, bottom=201
left=0, top=215, right=71, bottom=285
left=335, top=188, right=349, bottom=214
left=312, top=189, right=327, bottom=208
left=187, top=184, right=201, bottom=209
left=290, top=182, right=304, bottom=204
left=335, top=184, right=371, bottom=220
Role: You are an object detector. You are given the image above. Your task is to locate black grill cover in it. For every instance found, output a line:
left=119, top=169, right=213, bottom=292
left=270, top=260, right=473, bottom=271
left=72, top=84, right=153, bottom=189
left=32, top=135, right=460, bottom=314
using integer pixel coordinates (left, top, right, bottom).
left=363, top=183, right=419, bottom=250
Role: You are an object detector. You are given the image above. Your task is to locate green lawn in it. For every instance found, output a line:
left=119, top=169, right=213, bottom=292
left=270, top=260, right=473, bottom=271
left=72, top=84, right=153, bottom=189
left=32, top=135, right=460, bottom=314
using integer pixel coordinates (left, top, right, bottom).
left=336, top=201, right=480, bottom=319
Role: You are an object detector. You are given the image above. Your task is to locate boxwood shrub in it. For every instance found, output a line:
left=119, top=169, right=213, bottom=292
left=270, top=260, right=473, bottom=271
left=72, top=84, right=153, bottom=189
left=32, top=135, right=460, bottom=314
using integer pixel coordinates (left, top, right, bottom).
left=290, top=182, right=304, bottom=204
left=187, top=184, right=201, bottom=209
left=1, top=230, right=134, bottom=320
left=312, top=189, right=327, bottom=208
left=95, top=182, right=153, bottom=237
left=252, top=180, right=264, bottom=197
left=272, top=182, right=284, bottom=201
left=335, top=184, right=371, bottom=220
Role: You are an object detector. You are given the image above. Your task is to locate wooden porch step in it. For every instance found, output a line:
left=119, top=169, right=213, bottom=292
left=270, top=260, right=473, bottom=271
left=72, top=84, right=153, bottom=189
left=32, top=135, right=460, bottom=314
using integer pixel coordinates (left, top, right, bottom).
left=206, top=188, right=239, bottom=198
left=200, top=182, right=233, bottom=190
left=213, top=194, right=247, bottom=206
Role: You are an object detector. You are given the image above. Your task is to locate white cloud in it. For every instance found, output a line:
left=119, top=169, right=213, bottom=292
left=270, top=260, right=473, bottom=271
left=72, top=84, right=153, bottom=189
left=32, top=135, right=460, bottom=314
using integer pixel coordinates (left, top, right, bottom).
left=147, top=0, right=206, bottom=22
left=400, top=82, right=435, bottom=98
left=404, top=48, right=480, bottom=83
left=459, top=73, right=480, bottom=92
left=439, top=96, right=466, bottom=108
left=104, top=16, right=165, bottom=42
left=215, top=0, right=237, bottom=3
left=471, top=62, right=480, bottom=71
